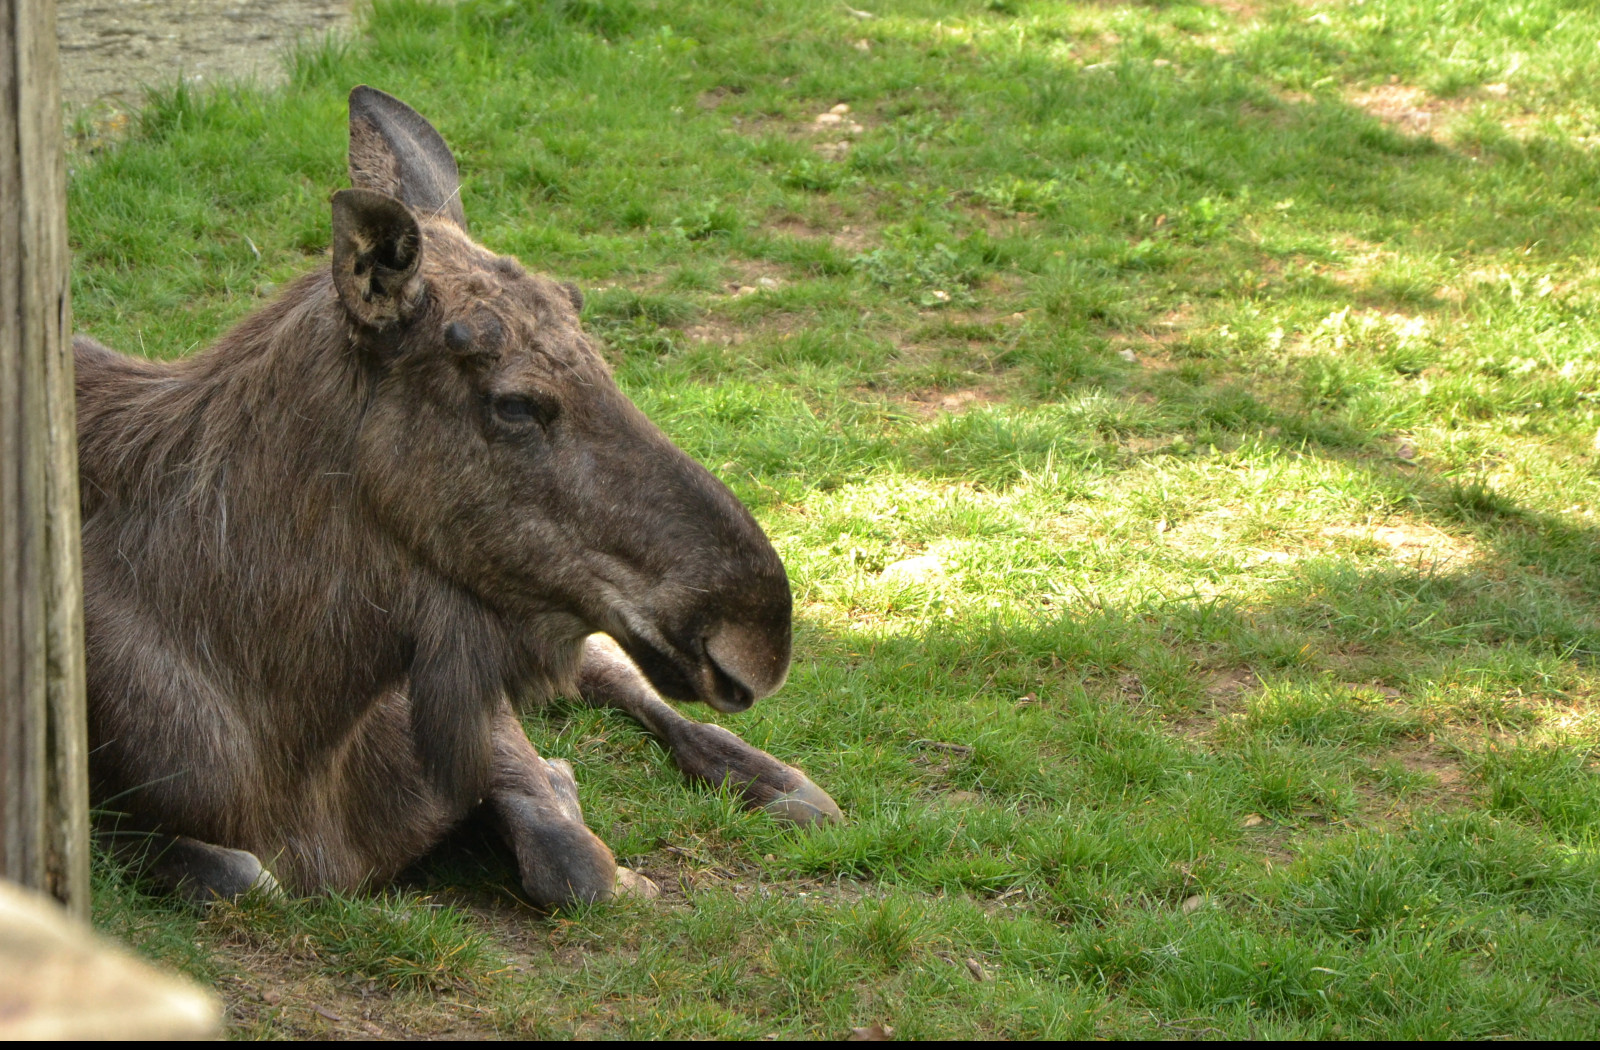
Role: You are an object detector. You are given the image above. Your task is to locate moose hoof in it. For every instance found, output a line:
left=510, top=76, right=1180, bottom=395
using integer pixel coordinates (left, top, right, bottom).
left=157, top=840, right=281, bottom=903
left=245, top=864, right=284, bottom=899
left=614, top=866, right=661, bottom=900
left=762, top=775, right=844, bottom=826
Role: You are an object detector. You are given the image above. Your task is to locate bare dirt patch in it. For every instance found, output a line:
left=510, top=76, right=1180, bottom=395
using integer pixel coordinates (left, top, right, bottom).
left=1233, top=519, right=1477, bottom=572
left=733, top=100, right=874, bottom=162
left=931, top=788, right=985, bottom=810
left=1394, top=746, right=1470, bottom=792
left=1108, top=305, right=1194, bottom=365
left=1319, top=522, right=1477, bottom=570
left=1345, top=82, right=1470, bottom=141
left=1368, top=743, right=1478, bottom=821
left=222, top=970, right=491, bottom=1040
left=1206, top=667, right=1260, bottom=705
left=1207, top=0, right=1263, bottom=19
left=205, top=927, right=507, bottom=1039
left=1244, top=824, right=1299, bottom=871
left=683, top=311, right=815, bottom=352
left=771, top=215, right=826, bottom=240
left=964, top=202, right=1040, bottom=242
left=696, top=85, right=748, bottom=110
left=1316, top=238, right=1399, bottom=292
left=814, top=138, right=855, bottom=162
left=1167, top=666, right=1260, bottom=743
left=769, top=213, right=876, bottom=254
left=725, top=257, right=791, bottom=293
left=832, top=223, right=874, bottom=254
left=894, top=386, right=1003, bottom=418
left=684, top=318, right=749, bottom=346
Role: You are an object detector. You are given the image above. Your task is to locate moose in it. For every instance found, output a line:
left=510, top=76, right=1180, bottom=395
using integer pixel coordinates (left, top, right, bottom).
left=75, top=86, right=840, bottom=908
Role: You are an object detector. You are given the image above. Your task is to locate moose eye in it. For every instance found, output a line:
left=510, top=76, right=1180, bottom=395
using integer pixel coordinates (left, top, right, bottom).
left=492, top=394, right=549, bottom=427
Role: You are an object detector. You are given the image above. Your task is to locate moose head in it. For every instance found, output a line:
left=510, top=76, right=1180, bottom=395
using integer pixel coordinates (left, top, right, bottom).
left=334, top=86, right=791, bottom=715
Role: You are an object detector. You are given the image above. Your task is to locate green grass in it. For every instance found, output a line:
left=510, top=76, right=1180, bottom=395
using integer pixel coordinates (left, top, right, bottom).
left=70, top=0, right=1600, bottom=1038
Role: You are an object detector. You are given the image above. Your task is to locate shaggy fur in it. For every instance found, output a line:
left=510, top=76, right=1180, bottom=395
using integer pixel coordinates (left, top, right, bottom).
left=76, top=87, right=798, bottom=902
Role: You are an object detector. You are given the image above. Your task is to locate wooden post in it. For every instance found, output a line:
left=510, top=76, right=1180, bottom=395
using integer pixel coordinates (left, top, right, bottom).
left=0, top=0, right=89, bottom=918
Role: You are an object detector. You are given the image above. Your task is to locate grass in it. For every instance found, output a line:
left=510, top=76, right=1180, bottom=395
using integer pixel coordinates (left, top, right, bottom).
left=68, top=0, right=1600, bottom=1038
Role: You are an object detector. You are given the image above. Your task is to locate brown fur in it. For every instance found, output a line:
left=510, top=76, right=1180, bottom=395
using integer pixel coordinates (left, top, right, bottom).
left=76, top=88, right=794, bottom=900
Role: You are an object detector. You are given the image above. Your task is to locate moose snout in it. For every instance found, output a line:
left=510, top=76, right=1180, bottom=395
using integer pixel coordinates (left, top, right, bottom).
left=703, top=620, right=789, bottom=711
left=606, top=599, right=790, bottom=713
left=588, top=413, right=793, bottom=712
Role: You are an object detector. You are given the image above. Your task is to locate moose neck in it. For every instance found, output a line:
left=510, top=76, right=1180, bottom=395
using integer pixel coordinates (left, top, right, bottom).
left=78, top=271, right=453, bottom=726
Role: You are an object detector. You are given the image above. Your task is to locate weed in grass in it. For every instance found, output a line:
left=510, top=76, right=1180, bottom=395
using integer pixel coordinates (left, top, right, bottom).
left=1359, top=757, right=1436, bottom=799
left=842, top=895, right=932, bottom=969
left=1239, top=681, right=1422, bottom=749
left=1284, top=837, right=1447, bottom=941
left=1479, top=744, right=1600, bottom=840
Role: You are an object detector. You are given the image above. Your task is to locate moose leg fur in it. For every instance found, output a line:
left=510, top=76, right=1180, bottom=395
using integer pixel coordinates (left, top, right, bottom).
left=486, top=704, right=659, bottom=906
left=577, top=635, right=843, bottom=825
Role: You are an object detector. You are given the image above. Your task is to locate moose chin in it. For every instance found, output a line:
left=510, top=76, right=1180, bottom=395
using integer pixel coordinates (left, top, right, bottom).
left=75, top=86, right=840, bottom=908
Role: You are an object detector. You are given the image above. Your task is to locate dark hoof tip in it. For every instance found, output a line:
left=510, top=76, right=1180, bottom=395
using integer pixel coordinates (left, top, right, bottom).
left=763, top=776, right=844, bottom=826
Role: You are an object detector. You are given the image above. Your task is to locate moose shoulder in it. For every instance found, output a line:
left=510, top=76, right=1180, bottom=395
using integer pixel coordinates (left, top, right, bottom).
left=75, top=86, right=839, bottom=907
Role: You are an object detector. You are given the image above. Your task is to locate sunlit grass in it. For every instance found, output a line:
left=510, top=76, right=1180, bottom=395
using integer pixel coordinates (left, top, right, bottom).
left=69, top=0, right=1600, bottom=1038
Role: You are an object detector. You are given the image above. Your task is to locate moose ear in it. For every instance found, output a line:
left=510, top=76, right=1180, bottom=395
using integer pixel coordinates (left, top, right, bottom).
left=347, top=85, right=467, bottom=230
left=561, top=281, right=584, bottom=313
left=331, top=188, right=425, bottom=329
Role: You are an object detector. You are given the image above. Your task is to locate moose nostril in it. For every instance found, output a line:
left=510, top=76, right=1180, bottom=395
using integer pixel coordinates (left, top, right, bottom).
left=703, top=621, right=789, bottom=703
left=703, top=652, right=755, bottom=713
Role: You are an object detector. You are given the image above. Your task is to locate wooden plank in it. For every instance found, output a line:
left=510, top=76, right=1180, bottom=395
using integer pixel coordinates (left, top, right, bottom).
left=0, top=0, right=46, bottom=900
left=0, top=0, right=89, bottom=918
left=0, top=878, right=221, bottom=1038
left=28, top=0, right=89, bottom=920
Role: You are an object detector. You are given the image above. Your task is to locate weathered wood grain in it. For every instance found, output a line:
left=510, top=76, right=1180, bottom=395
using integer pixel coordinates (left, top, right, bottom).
left=0, top=0, right=89, bottom=919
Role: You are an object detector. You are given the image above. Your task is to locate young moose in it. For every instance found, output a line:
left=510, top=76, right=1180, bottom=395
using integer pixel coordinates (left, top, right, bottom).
left=76, top=87, right=840, bottom=907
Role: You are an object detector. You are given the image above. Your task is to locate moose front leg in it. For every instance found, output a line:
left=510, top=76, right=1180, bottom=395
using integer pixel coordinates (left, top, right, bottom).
left=486, top=705, right=658, bottom=907
left=577, top=635, right=843, bottom=825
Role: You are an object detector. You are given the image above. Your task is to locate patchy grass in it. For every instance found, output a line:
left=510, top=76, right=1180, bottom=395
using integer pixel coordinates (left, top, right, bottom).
left=70, top=0, right=1600, bottom=1038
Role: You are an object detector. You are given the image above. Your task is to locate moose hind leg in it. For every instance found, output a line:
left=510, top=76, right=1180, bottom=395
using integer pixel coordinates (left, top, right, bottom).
left=487, top=705, right=658, bottom=907
left=104, top=831, right=281, bottom=904
left=578, top=634, right=843, bottom=825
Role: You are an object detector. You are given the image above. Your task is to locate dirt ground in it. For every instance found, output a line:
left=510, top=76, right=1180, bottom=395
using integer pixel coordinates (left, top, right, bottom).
left=58, top=0, right=357, bottom=112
